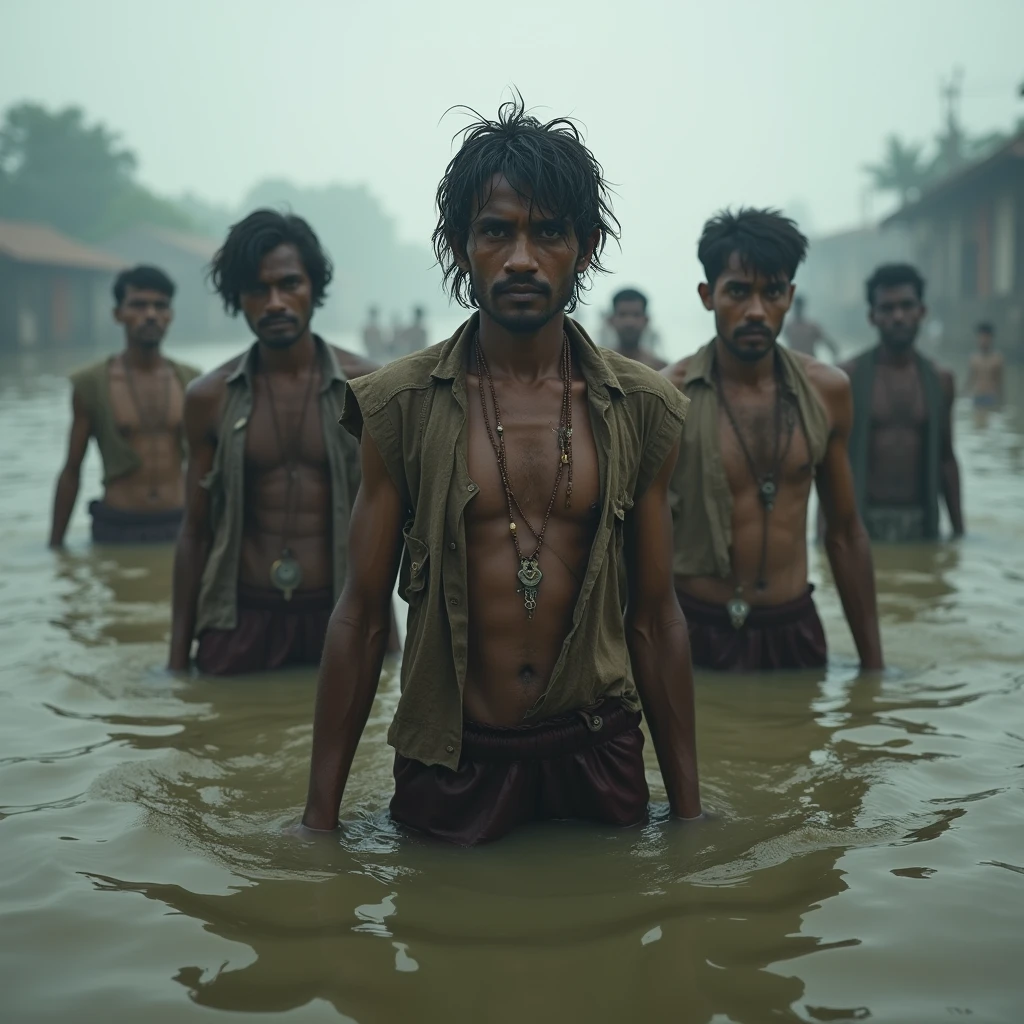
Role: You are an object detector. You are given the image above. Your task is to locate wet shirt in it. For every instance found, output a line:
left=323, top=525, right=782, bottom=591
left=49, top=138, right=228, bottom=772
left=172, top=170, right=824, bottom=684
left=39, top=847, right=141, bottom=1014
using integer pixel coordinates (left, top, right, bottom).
left=671, top=341, right=831, bottom=579
left=341, top=314, right=689, bottom=770
left=195, top=337, right=361, bottom=634
left=69, top=356, right=201, bottom=485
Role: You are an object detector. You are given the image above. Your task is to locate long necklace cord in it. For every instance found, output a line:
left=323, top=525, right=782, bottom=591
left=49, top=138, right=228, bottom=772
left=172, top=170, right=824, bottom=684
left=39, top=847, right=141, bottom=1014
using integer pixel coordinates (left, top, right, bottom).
left=122, top=355, right=172, bottom=500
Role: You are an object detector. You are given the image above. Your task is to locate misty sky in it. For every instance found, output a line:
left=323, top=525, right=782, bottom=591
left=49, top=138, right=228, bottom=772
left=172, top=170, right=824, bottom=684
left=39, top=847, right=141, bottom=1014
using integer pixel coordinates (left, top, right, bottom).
left=3, top=0, right=1023, bottom=344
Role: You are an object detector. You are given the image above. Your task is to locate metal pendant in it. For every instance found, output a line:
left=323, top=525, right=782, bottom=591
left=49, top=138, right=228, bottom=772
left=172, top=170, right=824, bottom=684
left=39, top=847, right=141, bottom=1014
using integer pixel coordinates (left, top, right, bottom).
left=759, top=477, right=777, bottom=511
left=270, top=551, right=303, bottom=601
left=517, top=558, right=543, bottom=619
left=726, top=596, right=751, bottom=630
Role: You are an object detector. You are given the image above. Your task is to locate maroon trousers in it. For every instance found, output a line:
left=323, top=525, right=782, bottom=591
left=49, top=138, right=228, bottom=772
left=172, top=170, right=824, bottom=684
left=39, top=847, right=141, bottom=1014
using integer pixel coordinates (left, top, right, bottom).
left=196, top=584, right=334, bottom=676
left=390, top=699, right=650, bottom=846
left=677, top=586, right=827, bottom=672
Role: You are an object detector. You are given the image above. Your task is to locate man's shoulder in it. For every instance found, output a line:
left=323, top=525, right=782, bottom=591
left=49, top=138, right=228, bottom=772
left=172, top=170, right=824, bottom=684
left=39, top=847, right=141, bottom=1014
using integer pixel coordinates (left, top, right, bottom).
left=660, top=349, right=703, bottom=391
left=345, top=343, right=446, bottom=415
left=166, top=356, right=202, bottom=385
left=793, top=351, right=850, bottom=395
left=185, top=353, right=243, bottom=404
left=326, top=344, right=378, bottom=381
left=68, top=356, right=111, bottom=390
left=601, top=348, right=688, bottom=419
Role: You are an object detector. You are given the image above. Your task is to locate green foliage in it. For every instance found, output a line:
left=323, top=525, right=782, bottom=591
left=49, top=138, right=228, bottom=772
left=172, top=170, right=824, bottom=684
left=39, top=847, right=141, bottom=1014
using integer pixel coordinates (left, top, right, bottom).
left=0, top=101, right=194, bottom=240
left=863, top=135, right=931, bottom=205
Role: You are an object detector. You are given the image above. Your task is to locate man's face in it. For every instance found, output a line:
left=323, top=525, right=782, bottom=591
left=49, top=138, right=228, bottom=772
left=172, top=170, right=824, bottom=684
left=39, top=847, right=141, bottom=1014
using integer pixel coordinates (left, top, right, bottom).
left=114, top=286, right=173, bottom=348
left=609, top=299, right=648, bottom=349
left=869, top=284, right=925, bottom=352
left=698, top=252, right=794, bottom=364
left=460, top=174, right=595, bottom=334
left=977, top=330, right=994, bottom=354
left=239, top=244, right=314, bottom=349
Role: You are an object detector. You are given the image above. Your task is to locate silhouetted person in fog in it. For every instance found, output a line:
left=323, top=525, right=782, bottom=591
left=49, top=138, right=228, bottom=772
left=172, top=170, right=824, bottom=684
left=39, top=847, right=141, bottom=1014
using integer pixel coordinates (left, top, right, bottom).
left=168, top=210, right=391, bottom=676
left=663, top=209, right=882, bottom=672
left=783, top=295, right=838, bottom=361
left=404, top=306, right=428, bottom=354
left=361, top=307, right=385, bottom=362
left=607, top=288, right=666, bottom=369
left=967, top=321, right=1003, bottom=423
left=843, top=264, right=963, bottom=542
left=303, top=98, right=701, bottom=845
left=50, top=266, right=200, bottom=547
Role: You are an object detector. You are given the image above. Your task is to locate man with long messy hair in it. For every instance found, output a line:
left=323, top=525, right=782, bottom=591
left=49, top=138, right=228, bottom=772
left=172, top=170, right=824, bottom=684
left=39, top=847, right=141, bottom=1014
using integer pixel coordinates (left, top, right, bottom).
left=302, top=98, right=702, bottom=845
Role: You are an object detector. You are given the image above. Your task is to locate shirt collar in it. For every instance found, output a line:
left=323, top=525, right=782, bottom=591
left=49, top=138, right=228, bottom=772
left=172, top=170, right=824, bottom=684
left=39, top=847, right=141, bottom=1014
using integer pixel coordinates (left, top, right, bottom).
left=226, top=334, right=343, bottom=394
left=430, top=312, right=624, bottom=396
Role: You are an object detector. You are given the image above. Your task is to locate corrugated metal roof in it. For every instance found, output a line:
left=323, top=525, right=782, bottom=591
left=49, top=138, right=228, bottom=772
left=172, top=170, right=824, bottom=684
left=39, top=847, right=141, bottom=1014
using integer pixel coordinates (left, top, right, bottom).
left=0, top=219, right=126, bottom=271
left=884, top=129, right=1024, bottom=226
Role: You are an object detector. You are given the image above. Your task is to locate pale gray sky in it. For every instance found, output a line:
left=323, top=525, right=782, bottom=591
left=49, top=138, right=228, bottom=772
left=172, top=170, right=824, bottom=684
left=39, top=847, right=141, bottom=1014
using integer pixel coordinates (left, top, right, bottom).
left=3, top=0, right=1022, bottom=345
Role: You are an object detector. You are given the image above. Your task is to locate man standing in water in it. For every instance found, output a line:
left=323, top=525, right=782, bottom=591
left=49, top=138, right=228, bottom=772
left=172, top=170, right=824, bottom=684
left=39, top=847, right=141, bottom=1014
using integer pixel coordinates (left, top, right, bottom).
left=663, top=209, right=882, bottom=672
left=302, top=100, right=701, bottom=844
left=168, top=210, right=379, bottom=675
left=607, top=288, right=666, bottom=369
left=50, top=265, right=200, bottom=547
left=843, top=264, right=963, bottom=542
left=783, top=295, right=839, bottom=361
left=966, top=321, right=1003, bottom=423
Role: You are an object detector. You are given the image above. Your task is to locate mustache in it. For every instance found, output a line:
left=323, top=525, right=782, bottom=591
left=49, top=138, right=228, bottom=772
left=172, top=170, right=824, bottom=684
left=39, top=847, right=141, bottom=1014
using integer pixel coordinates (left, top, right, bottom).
left=493, top=277, right=550, bottom=297
left=258, top=314, right=299, bottom=329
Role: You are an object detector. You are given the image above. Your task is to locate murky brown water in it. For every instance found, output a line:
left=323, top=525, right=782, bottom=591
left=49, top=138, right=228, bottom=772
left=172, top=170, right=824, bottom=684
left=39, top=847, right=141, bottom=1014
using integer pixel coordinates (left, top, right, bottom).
left=1, top=339, right=1023, bottom=1024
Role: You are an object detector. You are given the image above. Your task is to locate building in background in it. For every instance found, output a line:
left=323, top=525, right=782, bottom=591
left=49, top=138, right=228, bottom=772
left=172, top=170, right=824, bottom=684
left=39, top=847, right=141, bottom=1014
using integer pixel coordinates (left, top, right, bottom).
left=102, top=224, right=231, bottom=340
left=799, top=225, right=912, bottom=348
left=885, top=128, right=1024, bottom=362
left=0, top=219, right=124, bottom=351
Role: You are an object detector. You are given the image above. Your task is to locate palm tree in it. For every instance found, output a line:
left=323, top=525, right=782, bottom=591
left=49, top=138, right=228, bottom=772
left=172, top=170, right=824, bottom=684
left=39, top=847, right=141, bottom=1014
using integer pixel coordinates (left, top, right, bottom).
left=863, top=135, right=931, bottom=206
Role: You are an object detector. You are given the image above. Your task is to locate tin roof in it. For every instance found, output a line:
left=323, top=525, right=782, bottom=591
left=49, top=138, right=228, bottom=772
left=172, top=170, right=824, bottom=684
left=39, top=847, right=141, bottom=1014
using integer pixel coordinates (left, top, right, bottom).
left=0, top=219, right=126, bottom=271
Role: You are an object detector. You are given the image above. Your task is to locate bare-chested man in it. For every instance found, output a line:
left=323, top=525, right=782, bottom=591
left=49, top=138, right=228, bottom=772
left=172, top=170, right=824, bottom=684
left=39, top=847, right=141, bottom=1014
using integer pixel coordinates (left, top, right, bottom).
left=50, top=265, right=200, bottom=547
left=843, top=264, right=963, bottom=542
left=663, top=209, right=882, bottom=672
left=967, top=321, right=1004, bottom=425
left=169, top=211, right=379, bottom=676
left=607, top=288, right=666, bottom=369
left=301, top=100, right=701, bottom=845
left=782, top=295, right=839, bottom=361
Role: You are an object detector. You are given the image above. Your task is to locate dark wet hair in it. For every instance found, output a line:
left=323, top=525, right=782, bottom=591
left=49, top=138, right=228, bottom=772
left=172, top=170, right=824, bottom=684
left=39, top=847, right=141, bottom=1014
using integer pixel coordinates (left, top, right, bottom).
left=613, top=287, right=647, bottom=310
left=865, top=263, right=925, bottom=306
left=209, top=209, right=333, bottom=315
left=976, top=321, right=994, bottom=335
left=432, top=95, right=620, bottom=313
left=698, top=208, right=808, bottom=287
left=113, top=265, right=175, bottom=305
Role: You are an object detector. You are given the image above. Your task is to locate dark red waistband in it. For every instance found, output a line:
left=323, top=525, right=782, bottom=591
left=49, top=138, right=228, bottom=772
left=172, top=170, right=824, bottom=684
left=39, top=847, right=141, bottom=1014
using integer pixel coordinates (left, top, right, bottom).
left=676, top=585, right=817, bottom=628
left=236, top=582, right=335, bottom=612
left=461, top=698, right=641, bottom=762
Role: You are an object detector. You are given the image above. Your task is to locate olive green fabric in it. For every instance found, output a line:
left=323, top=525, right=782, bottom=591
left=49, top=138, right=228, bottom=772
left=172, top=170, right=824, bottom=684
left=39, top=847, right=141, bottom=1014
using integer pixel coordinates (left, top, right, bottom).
left=847, top=346, right=942, bottom=541
left=69, top=356, right=201, bottom=486
left=195, top=337, right=361, bottom=634
left=341, top=314, right=689, bottom=771
left=670, top=340, right=831, bottom=579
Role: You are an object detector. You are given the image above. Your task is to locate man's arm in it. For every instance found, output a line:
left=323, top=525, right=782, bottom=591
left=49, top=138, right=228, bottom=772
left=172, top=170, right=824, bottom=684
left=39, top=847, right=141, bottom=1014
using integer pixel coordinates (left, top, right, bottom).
left=303, top=430, right=404, bottom=830
left=168, top=380, right=219, bottom=670
left=814, top=369, right=884, bottom=670
left=49, top=390, right=92, bottom=548
left=938, top=370, right=964, bottom=537
left=623, top=440, right=702, bottom=820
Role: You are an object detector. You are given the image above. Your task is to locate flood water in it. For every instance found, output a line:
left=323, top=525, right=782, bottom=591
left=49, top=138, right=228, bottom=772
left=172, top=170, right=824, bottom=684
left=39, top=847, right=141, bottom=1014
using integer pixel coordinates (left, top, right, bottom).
left=1, top=336, right=1023, bottom=1024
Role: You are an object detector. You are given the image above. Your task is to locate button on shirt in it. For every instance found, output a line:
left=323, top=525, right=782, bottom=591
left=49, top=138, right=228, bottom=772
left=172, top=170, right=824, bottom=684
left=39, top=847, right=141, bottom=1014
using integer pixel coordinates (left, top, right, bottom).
left=341, top=315, right=689, bottom=770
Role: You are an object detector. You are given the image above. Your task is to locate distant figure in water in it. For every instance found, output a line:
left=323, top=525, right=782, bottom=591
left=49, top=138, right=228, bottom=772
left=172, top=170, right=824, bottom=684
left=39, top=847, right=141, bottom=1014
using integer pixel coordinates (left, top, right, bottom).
left=302, top=98, right=701, bottom=844
left=49, top=265, right=200, bottom=547
left=967, top=321, right=1003, bottom=426
left=783, top=295, right=838, bottom=361
left=607, top=288, right=666, bottom=369
left=842, top=264, right=963, bottom=542
left=362, top=307, right=385, bottom=361
left=404, top=306, right=428, bottom=354
left=663, top=208, right=882, bottom=673
left=168, top=210, right=390, bottom=676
